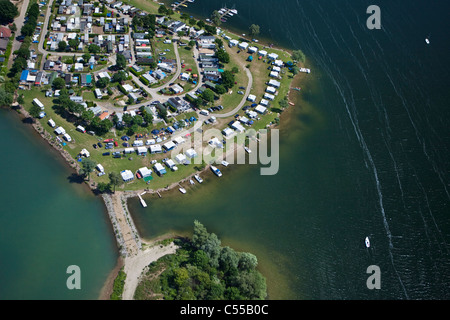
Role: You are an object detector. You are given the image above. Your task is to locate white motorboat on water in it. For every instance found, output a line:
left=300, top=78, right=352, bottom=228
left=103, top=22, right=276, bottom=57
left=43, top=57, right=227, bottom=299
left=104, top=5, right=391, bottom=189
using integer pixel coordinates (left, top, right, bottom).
left=365, top=236, right=370, bottom=248
left=211, top=165, right=222, bottom=177
left=189, top=179, right=195, bottom=185
left=222, top=160, right=229, bottom=167
left=425, top=38, right=430, bottom=44
left=244, top=147, right=251, bottom=154
left=179, top=187, right=187, bottom=194
left=194, top=174, right=203, bottom=183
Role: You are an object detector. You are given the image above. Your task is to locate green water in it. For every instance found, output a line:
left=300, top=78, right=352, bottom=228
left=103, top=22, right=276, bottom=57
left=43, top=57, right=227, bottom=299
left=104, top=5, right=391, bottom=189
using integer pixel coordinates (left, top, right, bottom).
left=0, top=110, right=118, bottom=299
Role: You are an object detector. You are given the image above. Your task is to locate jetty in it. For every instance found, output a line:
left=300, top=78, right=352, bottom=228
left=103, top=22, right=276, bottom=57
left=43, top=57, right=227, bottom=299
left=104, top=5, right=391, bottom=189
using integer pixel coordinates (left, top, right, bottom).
left=138, top=192, right=147, bottom=208
left=171, top=0, right=192, bottom=11
left=216, top=6, right=238, bottom=23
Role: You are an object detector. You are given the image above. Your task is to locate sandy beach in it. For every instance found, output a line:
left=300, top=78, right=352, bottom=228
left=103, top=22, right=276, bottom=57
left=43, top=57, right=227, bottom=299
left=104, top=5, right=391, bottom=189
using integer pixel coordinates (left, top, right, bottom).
left=121, top=241, right=178, bottom=300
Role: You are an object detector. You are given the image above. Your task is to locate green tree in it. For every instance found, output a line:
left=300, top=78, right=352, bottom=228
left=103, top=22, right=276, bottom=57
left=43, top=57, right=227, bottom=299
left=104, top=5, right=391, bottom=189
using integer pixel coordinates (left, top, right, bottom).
left=211, top=10, right=221, bottom=26
left=189, top=18, right=196, bottom=26
left=58, top=41, right=67, bottom=52
left=108, top=172, right=122, bottom=193
left=82, top=52, right=91, bottom=63
left=291, top=49, right=306, bottom=63
left=219, top=246, right=239, bottom=273
left=132, top=115, right=144, bottom=127
left=291, top=65, right=299, bottom=75
left=278, top=97, right=289, bottom=109
left=201, top=88, right=215, bottom=103
left=127, top=123, right=139, bottom=136
left=216, top=48, right=230, bottom=63
left=201, top=233, right=221, bottom=268
left=17, top=94, right=24, bottom=105
left=214, top=84, right=226, bottom=95
left=0, top=88, right=13, bottom=108
left=238, top=252, right=258, bottom=271
left=80, top=159, right=96, bottom=181
left=97, top=182, right=111, bottom=193
left=29, top=103, right=41, bottom=118
left=0, top=0, right=19, bottom=24
left=193, top=220, right=209, bottom=249
left=249, top=24, right=260, bottom=38
left=96, top=77, right=109, bottom=88
left=115, top=54, right=127, bottom=70
left=52, top=77, right=66, bottom=90
left=68, top=39, right=79, bottom=51
left=81, top=109, right=95, bottom=123
left=112, top=71, right=127, bottom=83
left=197, top=20, right=205, bottom=29
left=231, top=270, right=267, bottom=300
left=221, top=70, right=235, bottom=90
left=180, top=13, right=189, bottom=22
left=158, top=5, right=167, bottom=15
left=204, top=25, right=216, bottom=35
left=88, top=44, right=101, bottom=54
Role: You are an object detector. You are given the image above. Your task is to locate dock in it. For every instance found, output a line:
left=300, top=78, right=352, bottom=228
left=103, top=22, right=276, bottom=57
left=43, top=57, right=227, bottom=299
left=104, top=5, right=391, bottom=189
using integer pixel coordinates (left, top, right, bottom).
left=216, top=6, right=238, bottom=23
left=171, top=0, right=192, bottom=11
left=138, top=192, right=147, bottom=208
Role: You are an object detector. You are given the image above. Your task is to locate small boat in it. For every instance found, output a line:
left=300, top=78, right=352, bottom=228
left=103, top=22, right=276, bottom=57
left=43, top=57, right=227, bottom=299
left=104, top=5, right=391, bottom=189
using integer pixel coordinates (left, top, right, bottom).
left=211, top=165, right=222, bottom=177
left=365, top=236, right=370, bottom=248
left=194, top=174, right=203, bottom=183
left=189, top=179, right=195, bottom=185
left=425, top=38, right=430, bottom=44
left=288, top=102, right=295, bottom=106
left=179, top=187, right=187, bottom=194
left=222, top=160, right=229, bottom=167
left=244, top=147, right=251, bottom=154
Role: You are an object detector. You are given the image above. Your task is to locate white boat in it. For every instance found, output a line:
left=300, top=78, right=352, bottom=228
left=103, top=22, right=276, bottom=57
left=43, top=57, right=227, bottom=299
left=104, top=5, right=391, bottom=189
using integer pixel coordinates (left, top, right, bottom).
left=179, top=187, right=187, bottom=194
left=189, top=179, right=195, bottom=185
left=211, top=165, right=222, bottom=177
left=425, top=38, right=430, bottom=44
left=365, top=236, right=370, bottom=248
left=230, top=9, right=238, bottom=15
left=244, top=147, right=251, bottom=154
left=222, top=160, right=229, bottom=167
left=194, top=174, right=203, bottom=183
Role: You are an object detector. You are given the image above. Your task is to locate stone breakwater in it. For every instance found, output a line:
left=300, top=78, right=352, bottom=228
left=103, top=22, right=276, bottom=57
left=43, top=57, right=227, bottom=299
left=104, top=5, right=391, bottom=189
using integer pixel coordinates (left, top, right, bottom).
left=102, top=191, right=142, bottom=258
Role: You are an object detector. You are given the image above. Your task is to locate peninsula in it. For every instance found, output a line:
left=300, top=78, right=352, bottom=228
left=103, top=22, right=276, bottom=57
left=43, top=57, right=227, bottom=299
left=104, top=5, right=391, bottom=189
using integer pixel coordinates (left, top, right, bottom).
left=0, top=0, right=310, bottom=300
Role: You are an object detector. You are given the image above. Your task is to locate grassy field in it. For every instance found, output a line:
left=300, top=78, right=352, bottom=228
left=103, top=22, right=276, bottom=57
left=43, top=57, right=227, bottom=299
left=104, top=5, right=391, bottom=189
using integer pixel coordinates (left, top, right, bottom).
left=19, top=87, right=204, bottom=191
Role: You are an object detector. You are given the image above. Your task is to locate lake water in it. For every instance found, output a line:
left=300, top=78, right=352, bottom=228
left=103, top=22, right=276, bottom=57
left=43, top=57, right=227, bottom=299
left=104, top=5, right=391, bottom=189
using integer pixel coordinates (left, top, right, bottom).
left=130, top=0, right=450, bottom=299
left=0, top=110, right=118, bottom=299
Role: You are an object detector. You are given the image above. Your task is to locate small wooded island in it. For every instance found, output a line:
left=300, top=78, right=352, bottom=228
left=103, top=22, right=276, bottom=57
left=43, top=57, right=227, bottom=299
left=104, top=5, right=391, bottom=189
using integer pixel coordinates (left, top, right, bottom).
left=112, top=221, right=267, bottom=300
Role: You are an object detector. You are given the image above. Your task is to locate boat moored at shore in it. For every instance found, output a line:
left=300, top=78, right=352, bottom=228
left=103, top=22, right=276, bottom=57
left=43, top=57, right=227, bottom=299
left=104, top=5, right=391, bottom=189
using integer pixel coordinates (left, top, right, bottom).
left=211, top=166, right=222, bottom=177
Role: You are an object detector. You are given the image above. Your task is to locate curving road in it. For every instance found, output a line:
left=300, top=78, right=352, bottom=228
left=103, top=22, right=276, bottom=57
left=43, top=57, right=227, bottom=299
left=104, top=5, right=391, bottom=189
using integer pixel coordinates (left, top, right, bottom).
left=35, top=1, right=252, bottom=120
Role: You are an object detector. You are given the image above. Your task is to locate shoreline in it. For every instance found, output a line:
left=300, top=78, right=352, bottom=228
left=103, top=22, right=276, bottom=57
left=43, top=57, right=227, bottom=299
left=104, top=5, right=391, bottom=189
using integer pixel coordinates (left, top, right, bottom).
left=6, top=4, right=308, bottom=299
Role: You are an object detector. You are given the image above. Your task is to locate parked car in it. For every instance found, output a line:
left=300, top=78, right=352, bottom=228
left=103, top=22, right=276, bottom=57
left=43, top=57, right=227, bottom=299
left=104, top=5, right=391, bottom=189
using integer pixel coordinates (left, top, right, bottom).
left=102, top=152, right=111, bottom=156
left=93, top=144, right=98, bottom=149
left=97, top=142, right=103, bottom=148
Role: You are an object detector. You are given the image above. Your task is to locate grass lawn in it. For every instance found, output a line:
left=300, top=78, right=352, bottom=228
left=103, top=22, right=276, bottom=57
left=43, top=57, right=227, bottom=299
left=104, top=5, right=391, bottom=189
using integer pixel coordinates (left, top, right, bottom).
left=19, top=87, right=202, bottom=191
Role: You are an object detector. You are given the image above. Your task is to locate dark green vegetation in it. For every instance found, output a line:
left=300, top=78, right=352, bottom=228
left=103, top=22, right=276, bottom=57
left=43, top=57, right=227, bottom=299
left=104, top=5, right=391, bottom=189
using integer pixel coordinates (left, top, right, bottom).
left=110, top=268, right=127, bottom=300
left=0, top=0, right=18, bottom=24
left=134, top=221, right=267, bottom=300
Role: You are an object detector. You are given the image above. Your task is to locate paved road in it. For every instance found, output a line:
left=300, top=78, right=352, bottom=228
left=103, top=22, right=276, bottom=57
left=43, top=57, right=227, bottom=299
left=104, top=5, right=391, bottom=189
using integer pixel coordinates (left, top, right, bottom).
left=10, top=0, right=31, bottom=67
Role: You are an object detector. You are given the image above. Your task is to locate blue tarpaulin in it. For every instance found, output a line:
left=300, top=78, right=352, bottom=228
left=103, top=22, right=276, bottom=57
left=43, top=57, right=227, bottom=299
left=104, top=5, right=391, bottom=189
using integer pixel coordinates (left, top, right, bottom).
left=20, top=70, right=29, bottom=81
